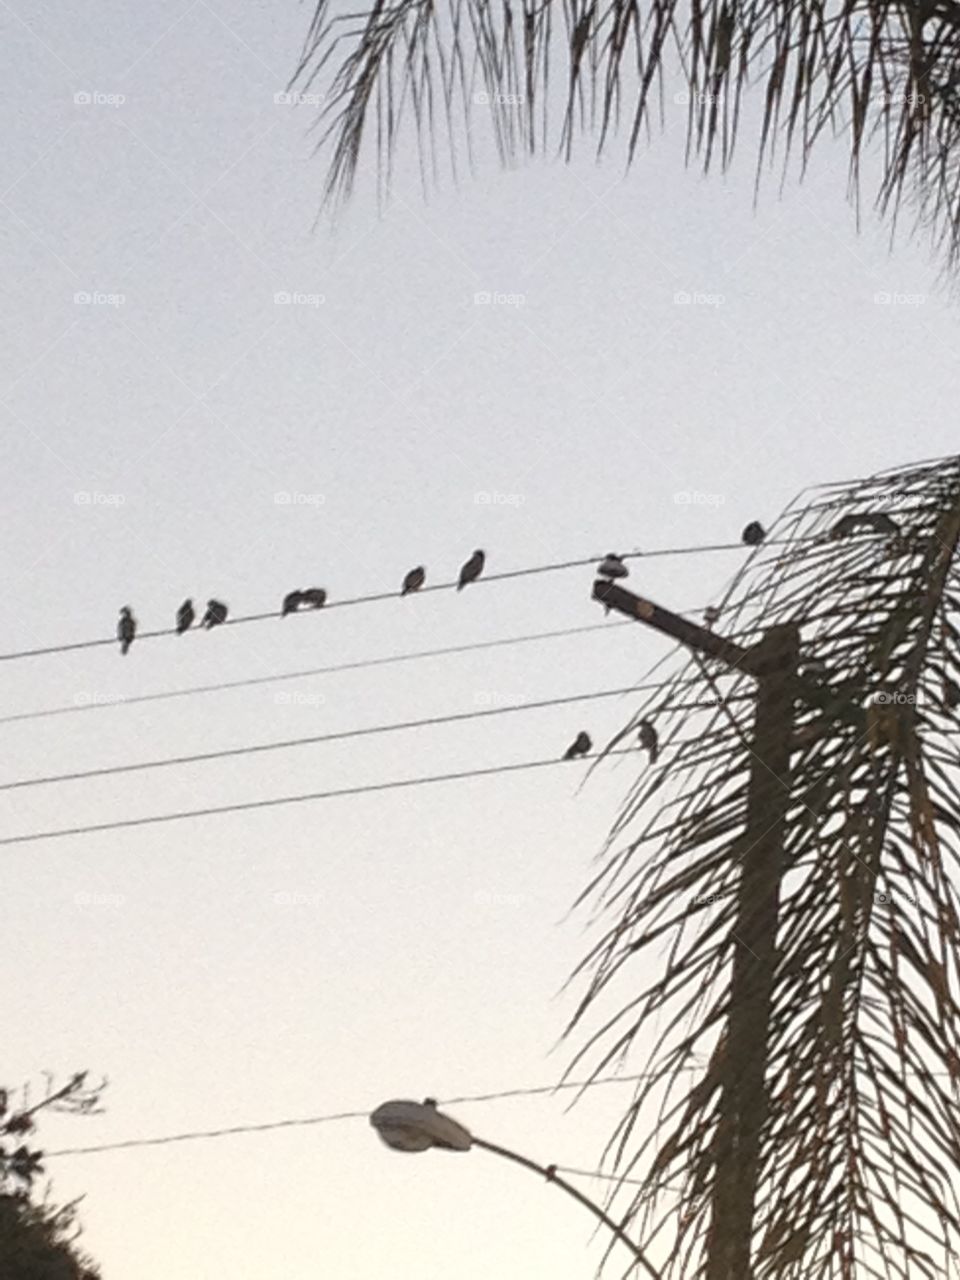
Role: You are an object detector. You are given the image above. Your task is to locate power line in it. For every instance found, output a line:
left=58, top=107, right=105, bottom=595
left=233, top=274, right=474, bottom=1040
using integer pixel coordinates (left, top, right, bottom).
left=45, top=1069, right=703, bottom=1158
left=44, top=1057, right=956, bottom=1160
left=0, top=620, right=633, bottom=728
left=0, top=539, right=782, bottom=666
left=0, top=685, right=642, bottom=794
left=0, top=750, right=638, bottom=848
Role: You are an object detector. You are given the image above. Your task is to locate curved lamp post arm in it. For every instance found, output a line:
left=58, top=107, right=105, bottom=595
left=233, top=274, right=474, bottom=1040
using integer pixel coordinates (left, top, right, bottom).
left=471, top=1136, right=661, bottom=1280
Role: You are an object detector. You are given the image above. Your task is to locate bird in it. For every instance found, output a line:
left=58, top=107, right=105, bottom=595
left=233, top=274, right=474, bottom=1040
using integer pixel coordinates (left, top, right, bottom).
left=638, top=719, right=658, bottom=763
left=457, top=550, right=485, bottom=590
left=597, top=553, right=628, bottom=580
left=402, top=566, right=426, bottom=595
left=831, top=512, right=900, bottom=538
left=176, top=599, right=194, bottom=633
left=563, top=731, right=592, bottom=760
left=300, top=588, right=327, bottom=609
left=117, top=607, right=136, bottom=655
left=281, top=590, right=302, bottom=617
left=742, top=521, right=765, bottom=546
left=703, top=605, right=721, bottom=630
left=201, top=599, right=228, bottom=629
left=945, top=678, right=960, bottom=710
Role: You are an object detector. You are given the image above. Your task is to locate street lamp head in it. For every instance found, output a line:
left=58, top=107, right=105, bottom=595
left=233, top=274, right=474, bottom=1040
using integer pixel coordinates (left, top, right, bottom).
left=370, top=1099, right=473, bottom=1153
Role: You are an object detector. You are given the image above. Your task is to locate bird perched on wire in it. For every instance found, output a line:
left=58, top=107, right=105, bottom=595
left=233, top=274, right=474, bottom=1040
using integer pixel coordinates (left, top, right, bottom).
left=703, top=605, right=721, bottom=631
left=117, top=607, right=136, bottom=655
left=638, top=719, right=658, bottom=763
left=563, top=731, right=592, bottom=760
left=402, top=566, right=426, bottom=595
left=300, top=588, right=327, bottom=609
left=176, top=599, right=194, bottom=634
left=457, top=550, right=485, bottom=590
left=281, top=590, right=302, bottom=617
left=597, top=553, right=628, bottom=580
left=831, top=512, right=900, bottom=538
left=742, top=521, right=765, bottom=546
left=201, top=599, right=228, bottom=629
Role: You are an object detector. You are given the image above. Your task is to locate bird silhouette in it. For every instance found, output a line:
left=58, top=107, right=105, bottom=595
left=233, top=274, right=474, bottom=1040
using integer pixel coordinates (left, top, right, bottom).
left=597, top=553, right=628, bottom=580
left=638, top=719, right=658, bottom=763
left=945, top=678, right=960, bottom=710
left=742, top=521, right=765, bottom=546
left=402, top=566, right=426, bottom=595
left=831, top=512, right=900, bottom=538
left=300, top=588, right=327, bottom=609
left=176, top=599, right=194, bottom=634
left=202, top=599, right=228, bottom=629
left=457, top=550, right=485, bottom=590
left=703, top=605, right=721, bottom=630
left=117, top=607, right=136, bottom=655
left=281, top=591, right=302, bottom=617
left=563, top=731, right=592, bottom=760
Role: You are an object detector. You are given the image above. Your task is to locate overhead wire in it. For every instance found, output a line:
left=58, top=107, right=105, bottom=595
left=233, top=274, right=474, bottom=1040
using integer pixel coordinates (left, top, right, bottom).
left=0, top=684, right=753, bottom=796
left=0, top=686, right=645, bottom=793
left=0, top=538, right=796, bottom=666
left=0, top=750, right=639, bottom=847
left=0, top=620, right=634, bottom=727
left=45, top=1068, right=705, bottom=1158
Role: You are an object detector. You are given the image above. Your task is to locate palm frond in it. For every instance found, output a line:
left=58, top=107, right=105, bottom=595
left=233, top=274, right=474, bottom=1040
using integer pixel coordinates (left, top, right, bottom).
left=296, top=0, right=960, bottom=266
left=564, top=453, right=960, bottom=1276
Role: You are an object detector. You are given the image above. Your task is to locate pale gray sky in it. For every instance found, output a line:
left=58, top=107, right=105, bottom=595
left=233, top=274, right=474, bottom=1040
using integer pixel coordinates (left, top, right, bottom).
left=3, top=2, right=958, bottom=1278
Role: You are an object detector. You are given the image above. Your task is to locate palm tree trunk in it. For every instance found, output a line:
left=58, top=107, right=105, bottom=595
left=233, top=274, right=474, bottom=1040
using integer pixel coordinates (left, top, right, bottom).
left=706, top=624, right=799, bottom=1279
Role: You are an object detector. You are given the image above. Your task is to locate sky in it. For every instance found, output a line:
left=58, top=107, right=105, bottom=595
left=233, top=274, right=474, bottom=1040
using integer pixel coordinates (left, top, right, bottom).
left=3, top=2, right=960, bottom=1278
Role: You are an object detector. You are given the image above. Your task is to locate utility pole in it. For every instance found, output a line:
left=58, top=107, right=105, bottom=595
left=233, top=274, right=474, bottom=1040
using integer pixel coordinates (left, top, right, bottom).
left=593, top=579, right=801, bottom=1280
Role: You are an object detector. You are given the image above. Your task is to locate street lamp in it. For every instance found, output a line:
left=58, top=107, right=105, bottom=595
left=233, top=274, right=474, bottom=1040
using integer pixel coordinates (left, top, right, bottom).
left=370, top=1098, right=661, bottom=1279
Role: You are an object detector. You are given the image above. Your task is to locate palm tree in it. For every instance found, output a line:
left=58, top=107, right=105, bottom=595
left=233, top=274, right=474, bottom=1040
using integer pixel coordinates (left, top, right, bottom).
left=561, top=452, right=960, bottom=1275
left=294, top=0, right=960, bottom=267
left=296, top=17, right=960, bottom=1270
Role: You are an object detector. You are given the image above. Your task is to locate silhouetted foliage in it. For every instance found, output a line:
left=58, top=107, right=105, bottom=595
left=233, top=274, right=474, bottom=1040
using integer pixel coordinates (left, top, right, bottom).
left=565, top=454, right=960, bottom=1277
left=0, top=1074, right=104, bottom=1280
left=295, top=0, right=960, bottom=272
